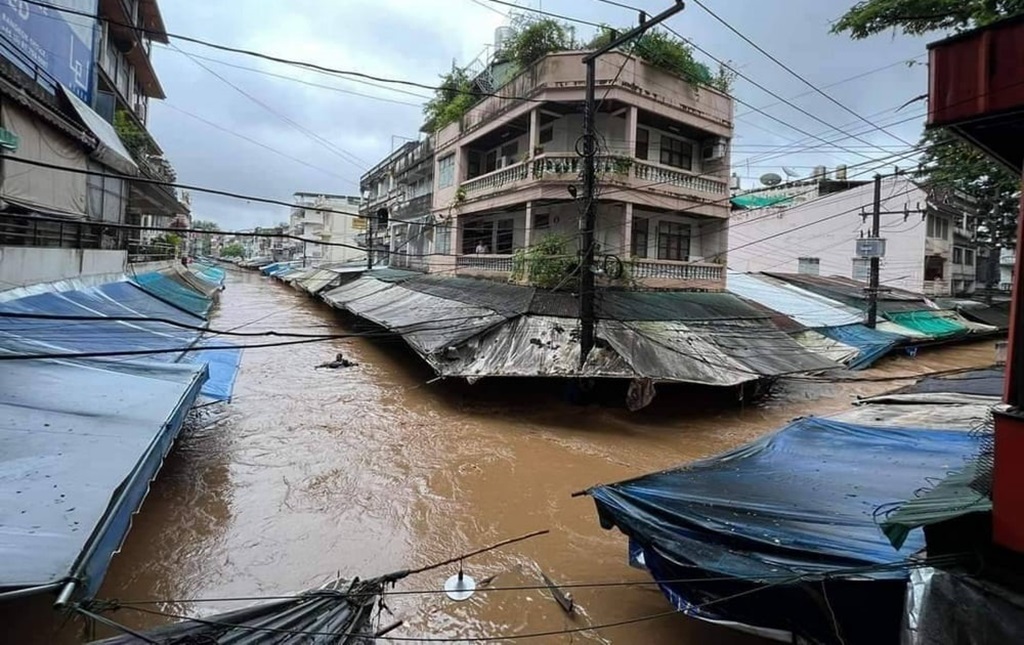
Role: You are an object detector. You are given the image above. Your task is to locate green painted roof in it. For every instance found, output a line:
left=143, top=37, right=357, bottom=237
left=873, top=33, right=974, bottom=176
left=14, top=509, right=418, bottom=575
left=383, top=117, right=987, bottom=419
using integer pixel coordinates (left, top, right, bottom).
left=730, top=194, right=794, bottom=209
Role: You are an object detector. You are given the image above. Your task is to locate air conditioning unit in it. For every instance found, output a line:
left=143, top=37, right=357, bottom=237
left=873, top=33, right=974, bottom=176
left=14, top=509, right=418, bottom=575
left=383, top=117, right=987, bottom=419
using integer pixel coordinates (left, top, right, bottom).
left=702, top=140, right=727, bottom=161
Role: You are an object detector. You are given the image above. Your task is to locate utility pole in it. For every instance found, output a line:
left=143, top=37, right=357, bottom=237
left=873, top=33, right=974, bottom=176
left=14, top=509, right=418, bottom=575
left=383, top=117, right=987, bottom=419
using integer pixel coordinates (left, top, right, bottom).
left=578, top=1, right=685, bottom=367
left=367, top=214, right=375, bottom=271
left=866, top=174, right=882, bottom=328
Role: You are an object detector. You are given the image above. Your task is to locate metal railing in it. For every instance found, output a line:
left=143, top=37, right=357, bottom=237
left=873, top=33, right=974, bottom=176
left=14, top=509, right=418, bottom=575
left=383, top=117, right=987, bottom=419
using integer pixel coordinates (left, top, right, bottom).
left=456, top=254, right=514, bottom=272
left=632, top=259, right=724, bottom=282
left=0, top=215, right=104, bottom=249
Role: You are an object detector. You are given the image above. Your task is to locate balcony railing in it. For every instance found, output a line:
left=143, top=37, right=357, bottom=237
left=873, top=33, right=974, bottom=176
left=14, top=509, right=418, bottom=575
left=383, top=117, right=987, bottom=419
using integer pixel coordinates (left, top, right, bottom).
left=459, top=154, right=729, bottom=202
left=922, top=279, right=951, bottom=296
left=455, top=254, right=514, bottom=272
left=462, top=162, right=530, bottom=196
left=632, top=259, right=724, bottom=282
left=632, top=160, right=728, bottom=195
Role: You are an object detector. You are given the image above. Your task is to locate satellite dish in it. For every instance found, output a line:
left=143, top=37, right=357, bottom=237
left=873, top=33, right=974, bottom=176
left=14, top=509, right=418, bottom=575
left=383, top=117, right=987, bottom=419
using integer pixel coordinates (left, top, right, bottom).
left=782, top=167, right=801, bottom=178
left=760, top=172, right=782, bottom=186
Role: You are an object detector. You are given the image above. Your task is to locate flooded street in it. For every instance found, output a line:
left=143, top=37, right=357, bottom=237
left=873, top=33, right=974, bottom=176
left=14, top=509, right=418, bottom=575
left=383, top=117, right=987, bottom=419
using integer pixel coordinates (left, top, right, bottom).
left=11, top=269, right=1000, bottom=644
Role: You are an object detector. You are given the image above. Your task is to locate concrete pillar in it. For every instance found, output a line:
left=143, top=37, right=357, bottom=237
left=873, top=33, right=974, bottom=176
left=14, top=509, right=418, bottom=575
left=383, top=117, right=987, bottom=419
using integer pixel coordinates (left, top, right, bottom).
left=524, top=201, right=534, bottom=249
left=626, top=106, right=639, bottom=157
left=623, top=202, right=634, bottom=257
left=529, top=108, right=540, bottom=157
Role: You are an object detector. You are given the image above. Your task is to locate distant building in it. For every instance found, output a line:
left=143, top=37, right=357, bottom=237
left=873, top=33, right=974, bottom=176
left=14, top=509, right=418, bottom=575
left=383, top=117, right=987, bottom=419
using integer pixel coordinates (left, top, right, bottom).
left=360, top=138, right=434, bottom=270
left=729, top=174, right=981, bottom=297
left=289, top=192, right=363, bottom=265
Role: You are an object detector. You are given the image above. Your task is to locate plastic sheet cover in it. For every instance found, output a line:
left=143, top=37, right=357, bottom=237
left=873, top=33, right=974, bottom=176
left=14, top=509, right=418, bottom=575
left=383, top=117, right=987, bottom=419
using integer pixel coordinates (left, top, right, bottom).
left=901, top=567, right=1024, bottom=645
left=0, top=358, right=206, bottom=596
left=818, top=323, right=903, bottom=369
left=166, top=265, right=220, bottom=298
left=884, top=310, right=970, bottom=339
left=181, top=340, right=243, bottom=402
left=959, top=301, right=1010, bottom=331
left=588, top=417, right=980, bottom=643
left=791, top=329, right=861, bottom=365
left=727, top=271, right=862, bottom=328
left=131, top=272, right=213, bottom=319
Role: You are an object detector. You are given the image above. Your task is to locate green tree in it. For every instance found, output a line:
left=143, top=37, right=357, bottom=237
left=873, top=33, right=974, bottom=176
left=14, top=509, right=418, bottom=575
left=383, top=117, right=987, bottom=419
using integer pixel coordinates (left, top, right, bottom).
left=833, top=0, right=1024, bottom=248
left=831, top=0, right=1024, bottom=38
left=221, top=242, right=246, bottom=258
left=422, top=68, right=477, bottom=132
left=505, top=14, right=574, bottom=69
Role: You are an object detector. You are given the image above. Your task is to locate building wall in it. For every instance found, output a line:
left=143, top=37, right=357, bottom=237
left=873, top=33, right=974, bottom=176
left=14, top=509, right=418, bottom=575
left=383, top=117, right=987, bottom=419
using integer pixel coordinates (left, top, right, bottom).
left=0, top=247, right=125, bottom=290
left=729, top=177, right=933, bottom=293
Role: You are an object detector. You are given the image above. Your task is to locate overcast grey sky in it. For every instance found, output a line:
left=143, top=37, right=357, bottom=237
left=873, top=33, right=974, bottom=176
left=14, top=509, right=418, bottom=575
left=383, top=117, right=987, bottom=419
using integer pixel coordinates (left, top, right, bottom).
left=148, top=0, right=933, bottom=231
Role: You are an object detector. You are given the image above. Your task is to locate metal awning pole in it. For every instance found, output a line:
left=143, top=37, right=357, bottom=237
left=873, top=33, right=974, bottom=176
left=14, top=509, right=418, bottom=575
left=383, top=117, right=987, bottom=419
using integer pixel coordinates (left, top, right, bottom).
left=53, top=580, right=77, bottom=608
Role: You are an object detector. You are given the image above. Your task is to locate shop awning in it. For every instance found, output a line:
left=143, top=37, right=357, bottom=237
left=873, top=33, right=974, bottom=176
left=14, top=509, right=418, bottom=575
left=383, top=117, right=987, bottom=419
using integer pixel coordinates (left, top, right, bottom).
left=727, top=271, right=862, bottom=328
left=884, top=310, right=971, bottom=339
left=0, top=357, right=206, bottom=598
left=131, top=272, right=213, bottom=319
left=817, top=323, right=904, bottom=370
left=57, top=85, right=137, bottom=176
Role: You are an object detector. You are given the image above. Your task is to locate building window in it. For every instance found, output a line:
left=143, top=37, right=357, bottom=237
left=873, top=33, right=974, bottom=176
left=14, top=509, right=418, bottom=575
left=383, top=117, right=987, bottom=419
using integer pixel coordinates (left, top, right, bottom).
left=852, top=258, right=870, bottom=281
left=924, top=255, right=945, bottom=281
left=953, top=247, right=963, bottom=264
left=539, top=126, right=553, bottom=144
left=657, top=221, right=690, bottom=261
left=926, top=213, right=949, bottom=239
left=635, top=128, right=649, bottom=160
left=500, top=141, right=519, bottom=165
left=484, top=150, right=498, bottom=174
left=534, top=213, right=550, bottom=230
left=435, top=225, right=451, bottom=255
left=631, top=217, right=649, bottom=258
left=798, top=257, right=820, bottom=276
left=463, top=220, right=494, bottom=254
left=438, top=154, right=455, bottom=188
left=965, top=249, right=975, bottom=266
left=496, top=218, right=515, bottom=253
left=659, top=135, right=693, bottom=170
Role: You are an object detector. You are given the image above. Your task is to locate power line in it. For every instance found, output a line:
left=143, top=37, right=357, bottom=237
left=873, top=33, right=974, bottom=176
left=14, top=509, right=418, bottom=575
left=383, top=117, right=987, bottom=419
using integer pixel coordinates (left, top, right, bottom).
left=172, top=44, right=369, bottom=174
left=689, top=0, right=917, bottom=149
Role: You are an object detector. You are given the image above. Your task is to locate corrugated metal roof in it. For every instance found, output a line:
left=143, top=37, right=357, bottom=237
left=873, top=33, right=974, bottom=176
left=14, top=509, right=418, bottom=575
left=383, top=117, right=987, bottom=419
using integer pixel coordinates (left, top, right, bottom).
left=727, top=271, right=862, bottom=328
left=765, top=272, right=932, bottom=313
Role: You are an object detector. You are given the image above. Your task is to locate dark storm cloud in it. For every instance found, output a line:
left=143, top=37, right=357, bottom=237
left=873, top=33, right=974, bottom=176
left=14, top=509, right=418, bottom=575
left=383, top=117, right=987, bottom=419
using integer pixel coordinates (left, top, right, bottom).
left=145, top=0, right=935, bottom=229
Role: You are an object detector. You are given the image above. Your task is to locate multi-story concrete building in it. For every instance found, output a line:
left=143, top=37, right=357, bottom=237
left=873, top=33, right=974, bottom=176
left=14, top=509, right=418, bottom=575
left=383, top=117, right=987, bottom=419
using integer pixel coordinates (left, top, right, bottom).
left=360, top=138, right=434, bottom=270
left=0, top=0, right=186, bottom=286
left=403, top=50, right=733, bottom=290
left=729, top=173, right=980, bottom=296
left=290, top=192, right=364, bottom=265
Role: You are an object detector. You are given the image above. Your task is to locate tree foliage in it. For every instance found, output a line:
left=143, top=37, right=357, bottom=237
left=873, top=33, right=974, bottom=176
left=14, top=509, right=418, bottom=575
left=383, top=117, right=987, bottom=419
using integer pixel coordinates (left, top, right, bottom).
left=422, top=68, right=477, bottom=132
left=831, top=0, right=1024, bottom=38
left=511, top=234, right=578, bottom=289
left=920, top=129, right=1020, bottom=247
left=505, top=15, right=574, bottom=69
left=113, top=110, right=150, bottom=160
left=588, top=26, right=731, bottom=92
left=221, top=242, right=246, bottom=258
left=834, top=0, right=1024, bottom=247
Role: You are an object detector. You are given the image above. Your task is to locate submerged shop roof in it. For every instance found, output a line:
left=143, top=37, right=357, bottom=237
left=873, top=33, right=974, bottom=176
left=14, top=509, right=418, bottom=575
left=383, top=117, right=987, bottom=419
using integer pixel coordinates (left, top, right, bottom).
left=322, top=274, right=836, bottom=385
left=727, top=271, right=862, bottom=328
left=0, top=358, right=206, bottom=597
left=587, top=417, right=980, bottom=643
left=766, top=272, right=933, bottom=313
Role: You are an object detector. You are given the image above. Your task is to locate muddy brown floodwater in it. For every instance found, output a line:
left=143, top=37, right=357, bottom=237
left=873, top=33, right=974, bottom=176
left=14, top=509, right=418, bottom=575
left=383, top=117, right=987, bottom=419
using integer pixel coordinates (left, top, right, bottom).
left=6, top=269, right=1001, bottom=644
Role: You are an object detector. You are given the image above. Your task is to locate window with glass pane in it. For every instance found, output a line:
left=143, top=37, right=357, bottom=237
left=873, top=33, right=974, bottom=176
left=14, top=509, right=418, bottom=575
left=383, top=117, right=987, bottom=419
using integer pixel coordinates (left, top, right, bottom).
left=635, top=128, right=649, bottom=160
left=657, top=221, right=689, bottom=260
left=659, top=135, right=692, bottom=170
left=438, top=155, right=455, bottom=188
left=496, top=219, right=514, bottom=253
left=953, top=247, right=963, bottom=264
left=965, top=249, right=975, bottom=266
left=631, top=217, right=649, bottom=258
left=539, top=126, right=553, bottom=144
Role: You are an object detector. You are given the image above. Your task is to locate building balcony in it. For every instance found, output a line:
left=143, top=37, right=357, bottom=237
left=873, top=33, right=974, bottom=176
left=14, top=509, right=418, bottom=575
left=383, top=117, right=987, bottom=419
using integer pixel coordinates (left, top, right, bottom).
left=458, top=154, right=729, bottom=215
left=923, top=279, right=952, bottom=296
left=453, top=253, right=724, bottom=290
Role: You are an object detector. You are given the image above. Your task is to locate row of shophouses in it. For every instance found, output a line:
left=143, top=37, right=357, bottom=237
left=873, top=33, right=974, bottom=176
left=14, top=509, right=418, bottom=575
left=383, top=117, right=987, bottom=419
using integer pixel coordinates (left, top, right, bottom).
left=0, top=0, right=190, bottom=288
left=351, top=49, right=996, bottom=298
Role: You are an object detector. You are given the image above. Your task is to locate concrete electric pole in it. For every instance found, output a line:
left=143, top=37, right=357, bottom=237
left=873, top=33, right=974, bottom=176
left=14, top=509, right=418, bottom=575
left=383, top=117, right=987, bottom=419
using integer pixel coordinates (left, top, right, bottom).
left=578, top=1, right=686, bottom=368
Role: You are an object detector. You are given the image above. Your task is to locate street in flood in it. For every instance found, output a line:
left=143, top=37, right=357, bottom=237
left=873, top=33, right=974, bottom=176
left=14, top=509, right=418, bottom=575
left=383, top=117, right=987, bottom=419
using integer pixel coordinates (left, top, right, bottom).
left=13, top=270, right=990, bottom=644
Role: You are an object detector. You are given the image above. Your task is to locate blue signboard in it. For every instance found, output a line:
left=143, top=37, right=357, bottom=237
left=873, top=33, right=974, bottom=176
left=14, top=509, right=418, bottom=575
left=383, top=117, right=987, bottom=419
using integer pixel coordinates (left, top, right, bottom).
left=0, top=0, right=98, bottom=102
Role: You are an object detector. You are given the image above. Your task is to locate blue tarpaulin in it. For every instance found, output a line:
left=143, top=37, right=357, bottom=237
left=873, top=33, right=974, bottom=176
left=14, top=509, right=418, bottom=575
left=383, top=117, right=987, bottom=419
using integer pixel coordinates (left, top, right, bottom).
left=589, top=417, right=979, bottom=643
left=0, top=358, right=206, bottom=597
left=182, top=340, right=243, bottom=403
left=131, top=272, right=213, bottom=319
left=0, top=282, right=239, bottom=402
left=818, top=323, right=904, bottom=369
